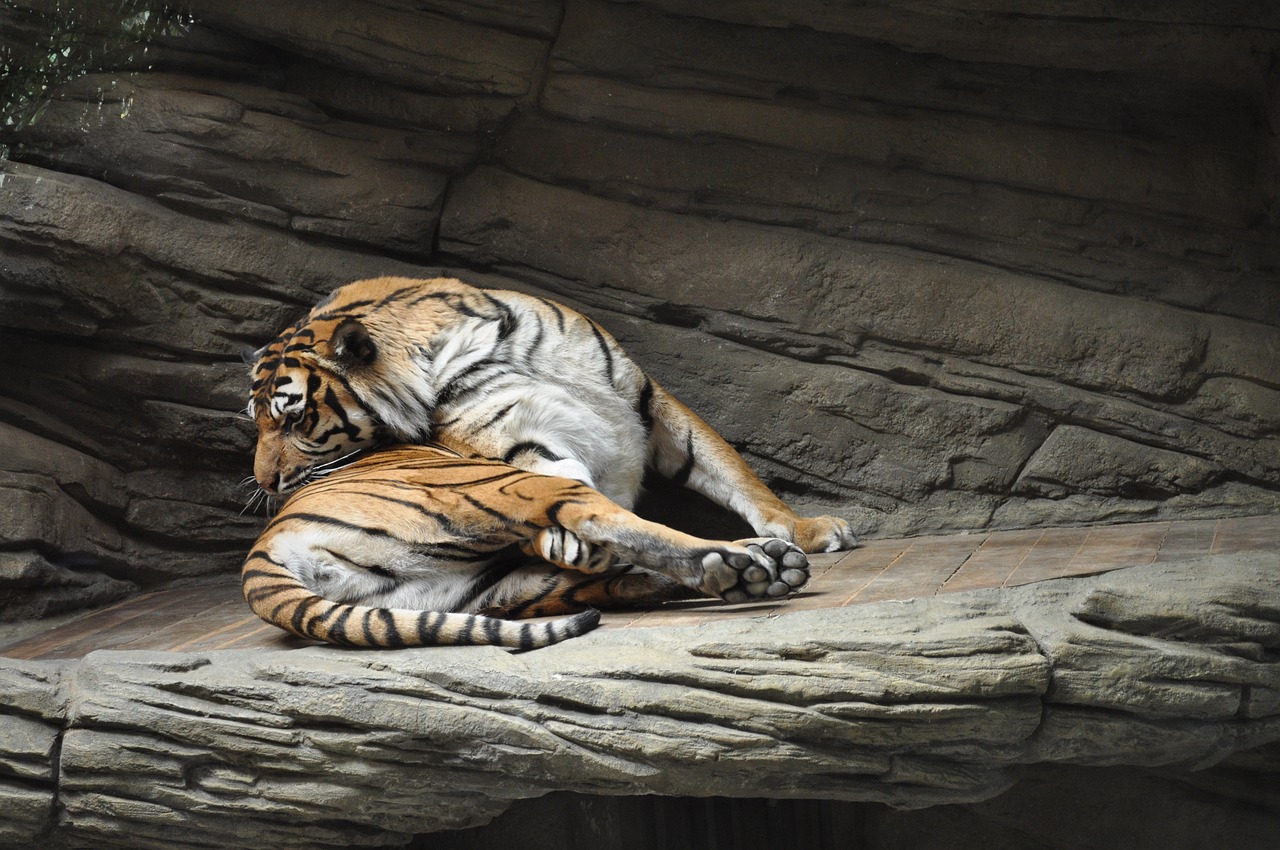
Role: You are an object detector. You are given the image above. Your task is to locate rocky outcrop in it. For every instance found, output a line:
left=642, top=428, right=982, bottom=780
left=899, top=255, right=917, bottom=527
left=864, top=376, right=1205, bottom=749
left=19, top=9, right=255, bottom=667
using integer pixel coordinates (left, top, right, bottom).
left=0, top=555, right=1276, bottom=847
left=1, top=4, right=1278, bottom=605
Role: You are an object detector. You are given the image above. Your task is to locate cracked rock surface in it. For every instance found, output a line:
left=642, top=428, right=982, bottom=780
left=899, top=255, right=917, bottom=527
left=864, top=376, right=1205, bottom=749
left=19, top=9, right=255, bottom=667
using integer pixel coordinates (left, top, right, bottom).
left=0, top=555, right=1277, bottom=847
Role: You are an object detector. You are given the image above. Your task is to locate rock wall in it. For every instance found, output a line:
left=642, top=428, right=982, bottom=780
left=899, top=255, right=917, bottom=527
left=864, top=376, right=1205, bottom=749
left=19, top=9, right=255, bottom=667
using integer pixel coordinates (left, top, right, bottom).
left=2, top=1, right=1279, bottom=608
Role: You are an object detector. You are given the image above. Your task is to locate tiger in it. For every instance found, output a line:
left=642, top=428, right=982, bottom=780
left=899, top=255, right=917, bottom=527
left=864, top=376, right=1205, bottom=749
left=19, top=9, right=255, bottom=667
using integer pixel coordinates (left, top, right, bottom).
left=241, top=443, right=811, bottom=649
left=247, top=275, right=856, bottom=553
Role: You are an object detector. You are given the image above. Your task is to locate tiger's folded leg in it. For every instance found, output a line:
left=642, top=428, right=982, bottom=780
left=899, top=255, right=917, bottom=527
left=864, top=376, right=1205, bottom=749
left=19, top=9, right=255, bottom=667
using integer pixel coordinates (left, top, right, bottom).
left=644, top=380, right=858, bottom=553
left=517, top=493, right=811, bottom=604
left=474, top=562, right=696, bottom=619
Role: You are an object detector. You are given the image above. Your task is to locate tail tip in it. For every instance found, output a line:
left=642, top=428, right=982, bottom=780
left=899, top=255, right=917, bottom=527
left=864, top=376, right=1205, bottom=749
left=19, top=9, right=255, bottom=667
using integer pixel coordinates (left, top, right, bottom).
left=570, top=607, right=602, bottom=636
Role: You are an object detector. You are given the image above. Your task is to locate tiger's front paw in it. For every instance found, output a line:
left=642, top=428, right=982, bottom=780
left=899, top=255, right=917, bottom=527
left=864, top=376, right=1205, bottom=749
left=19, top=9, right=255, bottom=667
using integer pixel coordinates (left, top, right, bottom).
left=793, top=516, right=857, bottom=553
left=533, top=527, right=617, bottom=573
left=701, top=538, right=809, bottom=603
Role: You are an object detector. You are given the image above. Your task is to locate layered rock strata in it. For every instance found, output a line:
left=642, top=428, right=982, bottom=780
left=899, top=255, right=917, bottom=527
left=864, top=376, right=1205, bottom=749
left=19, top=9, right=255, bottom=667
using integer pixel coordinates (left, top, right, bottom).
left=0, top=4, right=1277, bottom=608
left=0, top=555, right=1277, bottom=847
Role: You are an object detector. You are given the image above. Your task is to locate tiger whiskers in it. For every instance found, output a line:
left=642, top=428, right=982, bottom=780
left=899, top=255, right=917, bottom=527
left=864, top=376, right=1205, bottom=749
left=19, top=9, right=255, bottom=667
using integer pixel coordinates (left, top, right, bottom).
left=303, top=448, right=368, bottom=484
left=242, top=489, right=279, bottom=517
left=239, top=477, right=278, bottom=517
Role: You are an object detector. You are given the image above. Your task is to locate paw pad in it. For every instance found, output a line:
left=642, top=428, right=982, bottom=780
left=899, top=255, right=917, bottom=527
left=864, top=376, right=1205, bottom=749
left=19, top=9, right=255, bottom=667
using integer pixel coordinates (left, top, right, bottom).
left=702, top=538, right=809, bottom=602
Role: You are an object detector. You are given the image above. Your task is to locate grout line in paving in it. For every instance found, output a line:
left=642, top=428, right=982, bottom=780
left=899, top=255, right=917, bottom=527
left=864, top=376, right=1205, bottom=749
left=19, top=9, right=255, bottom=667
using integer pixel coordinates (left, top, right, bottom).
left=168, top=615, right=264, bottom=652
left=209, top=623, right=280, bottom=651
left=1209, top=518, right=1223, bottom=555
left=1000, top=528, right=1048, bottom=588
left=841, top=543, right=912, bottom=606
left=1060, top=527, right=1096, bottom=578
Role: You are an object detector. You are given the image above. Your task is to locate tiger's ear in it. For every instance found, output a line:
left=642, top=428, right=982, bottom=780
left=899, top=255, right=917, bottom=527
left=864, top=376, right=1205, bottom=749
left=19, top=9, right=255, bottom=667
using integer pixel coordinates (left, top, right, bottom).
left=330, top=318, right=378, bottom=367
left=239, top=345, right=262, bottom=365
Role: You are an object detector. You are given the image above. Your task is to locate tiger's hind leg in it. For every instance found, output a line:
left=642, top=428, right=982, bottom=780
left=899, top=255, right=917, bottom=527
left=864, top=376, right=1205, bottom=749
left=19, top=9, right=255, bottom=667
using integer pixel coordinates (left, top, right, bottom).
left=504, top=479, right=812, bottom=604
left=509, top=525, right=792, bottom=614
left=644, top=380, right=857, bottom=553
left=477, top=562, right=695, bottom=619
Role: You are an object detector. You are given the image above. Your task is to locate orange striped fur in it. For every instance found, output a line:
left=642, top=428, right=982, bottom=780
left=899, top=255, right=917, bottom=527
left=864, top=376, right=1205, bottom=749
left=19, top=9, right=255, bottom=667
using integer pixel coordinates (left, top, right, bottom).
left=248, top=277, right=856, bottom=553
left=242, top=445, right=811, bottom=649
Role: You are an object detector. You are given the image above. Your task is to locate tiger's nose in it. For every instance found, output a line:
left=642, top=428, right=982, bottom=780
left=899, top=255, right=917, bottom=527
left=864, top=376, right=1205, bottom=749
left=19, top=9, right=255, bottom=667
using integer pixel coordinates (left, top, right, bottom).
left=256, top=474, right=280, bottom=496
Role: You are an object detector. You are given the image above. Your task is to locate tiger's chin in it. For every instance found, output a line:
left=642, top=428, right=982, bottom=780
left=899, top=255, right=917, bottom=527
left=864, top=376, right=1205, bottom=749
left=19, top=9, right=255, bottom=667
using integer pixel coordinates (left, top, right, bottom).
left=271, top=444, right=386, bottom=498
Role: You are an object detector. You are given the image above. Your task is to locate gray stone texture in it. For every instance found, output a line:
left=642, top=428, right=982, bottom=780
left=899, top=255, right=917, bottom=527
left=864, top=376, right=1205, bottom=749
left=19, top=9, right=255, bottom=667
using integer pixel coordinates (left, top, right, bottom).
left=0, top=556, right=1276, bottom=847
left=0, top=0, right=1274, bottom=677
left=1, top=0, right=1278, bottom=610
left=3, top=4, right=1278, bottom=843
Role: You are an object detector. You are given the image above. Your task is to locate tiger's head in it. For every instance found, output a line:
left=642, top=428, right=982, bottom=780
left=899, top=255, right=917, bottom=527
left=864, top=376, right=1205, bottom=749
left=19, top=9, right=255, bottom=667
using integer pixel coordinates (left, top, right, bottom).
left=247, top=276, right=505, bottom=496
left=248, top=315, right=391, bottom=496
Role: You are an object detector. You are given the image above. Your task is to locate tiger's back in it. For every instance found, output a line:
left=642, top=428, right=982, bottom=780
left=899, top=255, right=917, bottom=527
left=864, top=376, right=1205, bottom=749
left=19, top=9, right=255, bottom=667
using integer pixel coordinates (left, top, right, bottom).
left=249, top=276, right=650, bottom=507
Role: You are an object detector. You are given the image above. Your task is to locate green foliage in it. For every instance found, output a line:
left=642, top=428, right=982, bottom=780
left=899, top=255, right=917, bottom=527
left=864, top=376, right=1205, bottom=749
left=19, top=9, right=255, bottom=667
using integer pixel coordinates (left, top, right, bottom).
left=0, top=0, right=190, bottom=138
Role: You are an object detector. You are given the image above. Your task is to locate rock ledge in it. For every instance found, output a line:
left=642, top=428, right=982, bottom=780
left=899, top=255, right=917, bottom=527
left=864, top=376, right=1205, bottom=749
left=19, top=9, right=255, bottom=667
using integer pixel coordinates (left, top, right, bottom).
left=1, top=552, right=1276, bottom=848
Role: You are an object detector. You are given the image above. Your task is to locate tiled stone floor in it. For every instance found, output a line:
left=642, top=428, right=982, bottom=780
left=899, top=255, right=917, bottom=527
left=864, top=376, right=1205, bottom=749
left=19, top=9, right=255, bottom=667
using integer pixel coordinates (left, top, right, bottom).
left=3, top=513, right=1275, bottom=660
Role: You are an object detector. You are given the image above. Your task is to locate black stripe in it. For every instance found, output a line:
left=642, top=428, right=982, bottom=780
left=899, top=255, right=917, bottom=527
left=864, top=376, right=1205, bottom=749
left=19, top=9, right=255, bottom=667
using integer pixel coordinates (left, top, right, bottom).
left=637, top=378, right=654, bottom=432
left=375, top=609, right=403, bottom=647
left=304, top=601, right=345, bottom=635
left=375, top=284, right=420, bottom=307
left=412, top=541, right=506, bottom=561
left=436, top=359, right=506, bottom=408
left=496, top=470, right=554, bottom=497
left=241, top=559, right=285, bottom=576
left=407, top=291, right=482, bottom=318
left=327, top=370, right=380, bottom=419
left=312, top=299, right=378, bottom=321
left=519, top=623, right=535, bottom=651
left=525, top=320, right=545, bottom=365
left=328, top=606, right=357, bottom=645
left=545, top=498, right=570, bottom=525
left=417, top=611, right=444, bottom=645
left=504, top=573, right=564, bottom=618
left=481, top=292, right=517, bottom=338
left=502, top=441, right=563, bottom=464
left=459, top=615, right=476, bottom=644
left=270, top=512, right=402, bottom=539
left=340, top=492, right=467, bottom=534
left=322, top=466, right=525, bottom=491
left=479, top=402, right=518, bottom=432
left=544, top=300, right=568, bottom=335
left=291, top=596, right=321, bottom=636
left=587, top=320, right=615, bottom=385
left=269, top=596, right=301, bottom=623
left=672, top=430, right=696, bottom=486
left=245, top=580, right=303, bottom=605
left=404, top=291, right=487, bottom=320
left=483, top=616, right=503, bottom=644
left=361, top=609, right=379, bottom=645
left=461, top=494, right=517, bottom=524
left=456, top=549, right=527, bottom=609
left=314, top=384, right=363, bottom=442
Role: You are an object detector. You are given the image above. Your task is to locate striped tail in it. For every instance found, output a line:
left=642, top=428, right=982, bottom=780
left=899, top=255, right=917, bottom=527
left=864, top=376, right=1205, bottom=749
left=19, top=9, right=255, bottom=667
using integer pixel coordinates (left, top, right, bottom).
left=241, top=552, right=600, bottom=650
